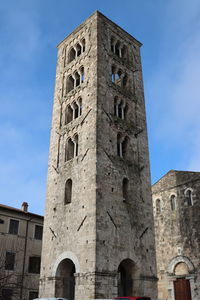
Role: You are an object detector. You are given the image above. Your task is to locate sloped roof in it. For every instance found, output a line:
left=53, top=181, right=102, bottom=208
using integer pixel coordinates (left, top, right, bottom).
left=0, top=203, right=43, bottom=219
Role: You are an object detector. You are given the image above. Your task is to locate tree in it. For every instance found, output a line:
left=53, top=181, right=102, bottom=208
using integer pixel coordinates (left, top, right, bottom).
left=0, top=236, right=25, bottom=300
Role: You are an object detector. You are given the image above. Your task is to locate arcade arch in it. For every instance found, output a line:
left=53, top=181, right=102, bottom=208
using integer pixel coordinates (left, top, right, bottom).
left=118, top=259, right=139, bottom=296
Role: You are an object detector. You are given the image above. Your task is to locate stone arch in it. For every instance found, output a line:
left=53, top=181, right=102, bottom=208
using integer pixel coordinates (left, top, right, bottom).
left=168, top=256, right=194, bottom=275
left=80, top=66, right=84, bottom=83
left=66, top=75, right=74, bottom=93
left=117, top=258, right=140, bottom=296
left=184, top=187, right=193, bottom=206
left=74, top=71, right=80, bottom=87
left=65, top=138, right=74, bottom=161
left=121, top=44, right=127, bottom=59
left=184, top=187, right=193, bottom=195
left=75, top=43, right=81, bottom=57
left=52, top=252, right=80, bottom=300
left=52, top=251, right=80, bottom=276
left=64, top=179, right=72, bottom=204
left=68, top=47, right=76, bottom=63
left=115, top=41, right=121, bottom=57
left=170, top=193, right=177, bottom=211
left=65, top=104, right=73, bottom=124
left=55, top=259, right=75, bottom=300
left=174, top=262, right=189, bottom=276
left=111, top=36, right=116, bottom=53
left=81, top=38, right=85, bottom=52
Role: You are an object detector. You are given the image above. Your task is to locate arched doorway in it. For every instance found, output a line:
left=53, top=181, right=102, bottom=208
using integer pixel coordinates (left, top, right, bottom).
left=118, top=259, right=137, bottom=296
left=173, top=263, right=191, bottom=300
left=167, top=256, right=195, bottom=300
left=55, top=258, right=75, bottom=300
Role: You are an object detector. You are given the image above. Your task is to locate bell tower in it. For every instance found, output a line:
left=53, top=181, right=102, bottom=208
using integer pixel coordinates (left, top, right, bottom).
left=40, top=11, right=157, bottom=300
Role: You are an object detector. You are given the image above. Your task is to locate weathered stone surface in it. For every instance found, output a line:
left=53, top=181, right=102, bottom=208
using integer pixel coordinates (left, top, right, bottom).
left=152, top=170, right=200, bottom=300
left=40, top=11, right=157, bottom=300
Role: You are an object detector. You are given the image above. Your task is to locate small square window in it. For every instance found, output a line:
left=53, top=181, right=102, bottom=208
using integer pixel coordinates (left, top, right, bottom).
left=9, top=219, right=19, bottom=235
left=28, top=256, right=41, bottom=274
left=5, top=252, right=15, bottom=270
left=34, top=225, right=43, bottom=240
left=29, top=291, right=38, bottom=300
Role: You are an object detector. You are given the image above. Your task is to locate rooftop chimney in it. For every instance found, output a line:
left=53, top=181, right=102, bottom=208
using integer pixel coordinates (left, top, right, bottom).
left=21, top=202, right=28, bottom=212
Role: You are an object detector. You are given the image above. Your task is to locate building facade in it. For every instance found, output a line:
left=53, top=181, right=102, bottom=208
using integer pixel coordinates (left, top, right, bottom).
left=0, top=202, right=43, bottom=300
left=40, top=11, right=157, bottom=300
left=152, top=170, right=200, bottom=300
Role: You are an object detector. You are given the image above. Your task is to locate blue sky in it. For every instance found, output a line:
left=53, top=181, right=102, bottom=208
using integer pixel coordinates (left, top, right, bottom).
left=1, top=0, right=200, bottom=215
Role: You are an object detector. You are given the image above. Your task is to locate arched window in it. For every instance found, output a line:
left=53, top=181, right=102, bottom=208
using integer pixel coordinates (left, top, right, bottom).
left=78, top=97, right=82, bottom=116
left=117, top=133, right=122, bottom=157
left=124, top=104, right=128, bottom=120
left=122, top=178, right=129, bottom=201
left=68, top=39, right=85, bottom=65
left=114, top=97, right=118, bottom=116
left=65, top=105, right=73, bottom=125
left=76, top=43, right=81, bottom=57
left=119, top=101, right=127, bottom=119
left=115, top=70, right=122, bottom=84
left=65, top=138, right=74, bottom=161
left=68, top=48, right=76, bottom=63
left=156, top=199, right=161, bottom=215
left=114, top=97, right=127, bottom=120
left=121, top=45, right=127, bottom=59
left=110, top=38, right=127, bottom=60
left=66, top=76, right=74, bottom=93
left=118, top=102, right=123, bottom=119
left=74, top=134, right=78, bottom=157
left=64, top=179, right=72, bottom=204
left=111, top=65, right=116, bottom=83
left=74, top=72, right=80, bottom=87
left=115, top=41, right=121, bottom=57
left=65, top=135, right=78, bottom=162
left=170, top=195, right=176, bottom=211
left=111, top=37, right=116, bottom=53
left=184, top=188, right=193, bottom=207
left=122, top=136, right=129, bottom=158
left=65, top=100, right=82, bottom=125
left=81, top=38, right=86, bottom=52
left=80, top=67, right=84, bottom=83
left=117, top=134, right=128, bottom=158
left=73, top=102, right=79, bottom=119
left=111, top=66, right=127, bottom=88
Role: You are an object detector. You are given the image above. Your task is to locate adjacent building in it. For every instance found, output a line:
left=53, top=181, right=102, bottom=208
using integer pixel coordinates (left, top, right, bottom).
left=0, top=202, right=43, bottom=300
left=152, top=170, right=200, bottom=300
left=39, top=11, right=157, bottom=300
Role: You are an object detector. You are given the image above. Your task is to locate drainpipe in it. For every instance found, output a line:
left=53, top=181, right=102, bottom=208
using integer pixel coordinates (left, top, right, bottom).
left=19, top=215, right=30, bottom=300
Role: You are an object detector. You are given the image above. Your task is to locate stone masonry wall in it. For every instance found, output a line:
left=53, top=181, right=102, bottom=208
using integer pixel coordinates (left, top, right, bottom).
left=152, top=170, right=200, bottom=300
left=95, top=13, right=157, bottom=298
left=40, top=13, right=98, bottom=300
left=40, top=11, right=157, bottom=300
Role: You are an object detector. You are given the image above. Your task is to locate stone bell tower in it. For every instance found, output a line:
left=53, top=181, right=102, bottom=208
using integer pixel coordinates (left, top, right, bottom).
left=39, top=11, right=157, bottom=300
